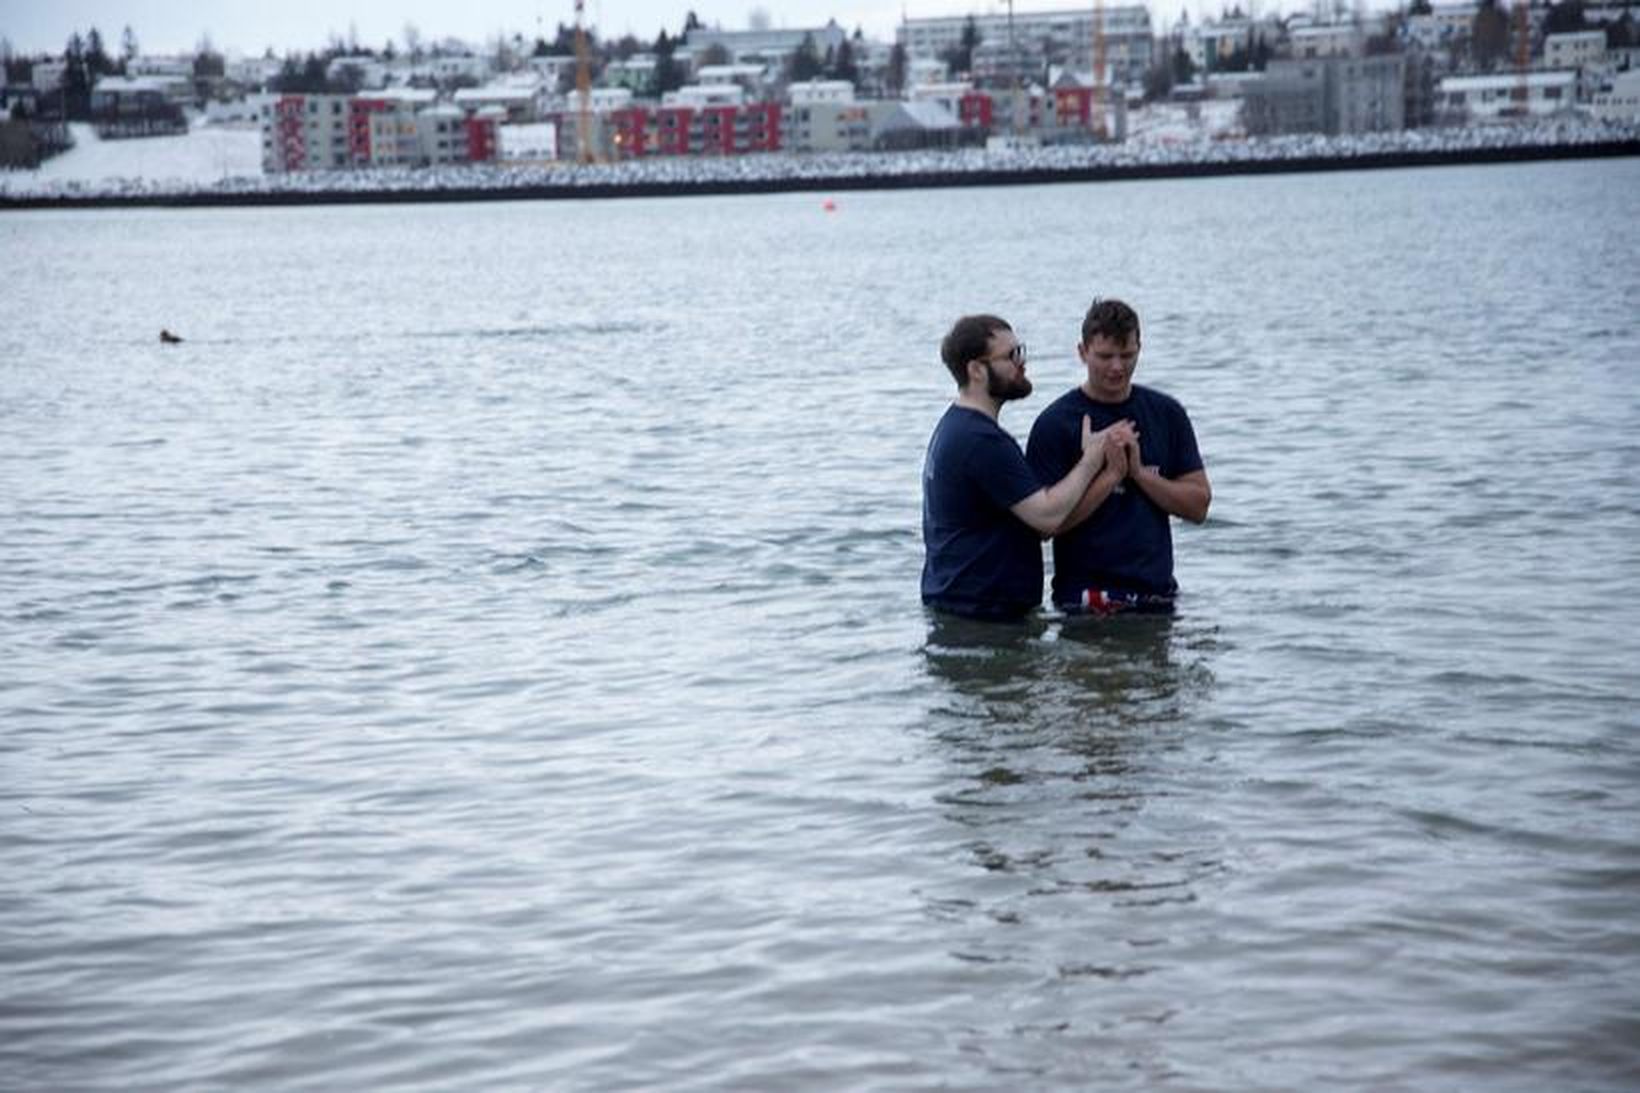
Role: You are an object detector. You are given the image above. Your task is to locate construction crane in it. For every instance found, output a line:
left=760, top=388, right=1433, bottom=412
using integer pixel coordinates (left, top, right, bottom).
left=574, top=0, right=596, bottom=163
left=1090, top=0, right=1107, bottom=139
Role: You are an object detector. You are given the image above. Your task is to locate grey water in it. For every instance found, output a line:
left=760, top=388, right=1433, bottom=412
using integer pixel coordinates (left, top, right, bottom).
left=2, top=158, right=1638, bottom=1090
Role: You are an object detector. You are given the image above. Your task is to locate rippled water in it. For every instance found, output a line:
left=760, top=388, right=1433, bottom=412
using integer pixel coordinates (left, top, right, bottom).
left=4, top=160, right=1639, bottom=1090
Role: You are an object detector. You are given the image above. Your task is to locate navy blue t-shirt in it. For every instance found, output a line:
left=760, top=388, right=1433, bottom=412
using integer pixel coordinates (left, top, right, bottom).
left=1026, top=384, right=1202, bottom=603
left=921, top=405, right=1044, bottom=619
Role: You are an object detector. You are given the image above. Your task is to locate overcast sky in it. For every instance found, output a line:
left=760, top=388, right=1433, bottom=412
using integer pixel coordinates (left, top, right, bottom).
left=3, top=0, right=1346, bottom=57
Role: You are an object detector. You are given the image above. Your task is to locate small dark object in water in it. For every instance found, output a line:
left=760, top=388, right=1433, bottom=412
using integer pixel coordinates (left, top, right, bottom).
left=160, top=329, right=182, bottom=344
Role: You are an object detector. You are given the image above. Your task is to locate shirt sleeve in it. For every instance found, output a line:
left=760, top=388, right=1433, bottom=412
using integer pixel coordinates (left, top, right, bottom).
left=1169, top=403, right=1204, bottom=478
left=966, top=428, right=1043, bottom=511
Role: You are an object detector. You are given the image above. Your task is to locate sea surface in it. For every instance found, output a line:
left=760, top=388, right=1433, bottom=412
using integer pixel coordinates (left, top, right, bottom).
left=3, top=159, right=1638, bottom=1090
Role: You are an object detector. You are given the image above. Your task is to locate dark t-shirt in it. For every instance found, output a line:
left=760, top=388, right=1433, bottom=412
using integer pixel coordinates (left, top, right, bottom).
left=921, top=405, right=1044, bottom=619
left=1026, top=384, right=1202, bottom=603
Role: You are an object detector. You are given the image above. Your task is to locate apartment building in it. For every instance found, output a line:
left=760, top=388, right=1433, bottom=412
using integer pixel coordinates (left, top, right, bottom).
left=1243, top=55, right=1405, bottom=136
left=897, top=7, right=1154, bottom=86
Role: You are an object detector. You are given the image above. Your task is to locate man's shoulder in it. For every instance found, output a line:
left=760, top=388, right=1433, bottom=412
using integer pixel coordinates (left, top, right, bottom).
left=1033, top=387, right=1090, bottom=427
left=1133, top=383, right=1190, bottom=417
left=933, top=405, right=1011, bottom=460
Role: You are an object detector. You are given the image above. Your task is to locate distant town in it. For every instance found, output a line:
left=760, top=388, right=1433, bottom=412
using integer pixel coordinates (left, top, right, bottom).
left=2, top=1, right=1637, bottom=184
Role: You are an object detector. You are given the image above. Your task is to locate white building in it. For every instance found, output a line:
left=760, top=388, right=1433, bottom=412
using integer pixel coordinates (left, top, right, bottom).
left=31, top=61, right=67, bottom=92
left=261, top=92, right=352, bottom=171
left=1591, top=68, right=1640, bottom=120
left=1289, top=24, right=1367, bottom=60
left=1178, top=15, right=1273, bottom=72
left=787, top=79, right=856, bottom=105
left=1438, top=71, right=1577, bottom=119
left=226, top=57, right=282, bottom=89
left=783, top=100, right=872, bottom=152
left=1405, top=3, right=1479, bottom=49
left=129, top=55, right=193, bottom=79
left=526, top=55, right=580, bottom=86
left=453, top=83, right=546, bottom=123
left=424, top=55, right=491, bottom=84
left=416, top=103, right=470, bottom=164
left=586, top=87, right=634, bottom=112
left=602, top=54, right=658, bottom=91
left=682, top=23, right=848, bottom=66
left=662, top=84, right=745, bottom=108
left=694, top=63, right=772, bottom=97
left=499, top=121, right=557, bottom=160
left=1543, top=30, right=1608, bottom=71
left=898, top=7, right=1154, bottom=84
left=327, top=55, right=389, bottom=90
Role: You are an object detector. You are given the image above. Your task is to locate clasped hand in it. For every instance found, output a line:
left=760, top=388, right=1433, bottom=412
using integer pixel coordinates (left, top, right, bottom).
left=1080, top=418, right=1140, bottom=479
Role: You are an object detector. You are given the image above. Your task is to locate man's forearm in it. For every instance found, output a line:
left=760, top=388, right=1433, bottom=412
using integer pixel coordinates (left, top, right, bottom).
left=1131, top=468, right=1211, bottom=524
left=1054, top=467, right=1124, bottom=536
left=1038, top=450, right=1103, bottom=527
left=1014, top=448, right=1104, bottom=536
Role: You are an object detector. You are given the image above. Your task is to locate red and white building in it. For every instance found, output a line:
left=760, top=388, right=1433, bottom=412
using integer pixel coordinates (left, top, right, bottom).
left=261, top=90, right=502, bottom=172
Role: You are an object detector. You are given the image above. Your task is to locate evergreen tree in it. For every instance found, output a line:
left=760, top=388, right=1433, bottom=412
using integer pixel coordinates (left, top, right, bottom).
left=942, top=16, right=981, bottom=76
left=886, top=40, right=908, bottom=95
left=120, top=25, right=139, bottom=71
left=960, top=15, right=981, bottom=66
left=1171, top=45, right=1196, bottom=85
left=788, top=33, right=823, bottom=81
left=1543, top=0, right=1587, bottom=34
left=1471, top=0, right=1510, bottom=70
left=86, top=28, right=116, bottom=77
left=652, top=29, right=685, bottom=93
left=62, top=33, right=92, bottom=119
left=550, top=23, right=579, bottom=56
left=830, top=37, right=859, bottom=83
left=1144, top=55, right=1174, bottom=100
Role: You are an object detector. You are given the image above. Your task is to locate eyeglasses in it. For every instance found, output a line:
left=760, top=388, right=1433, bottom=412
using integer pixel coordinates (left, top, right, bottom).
left=986, top=343, right=1027, bottom=367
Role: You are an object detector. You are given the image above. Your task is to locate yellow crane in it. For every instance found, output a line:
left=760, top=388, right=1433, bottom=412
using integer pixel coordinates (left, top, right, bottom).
left=574, top=0, right=597, bottom=163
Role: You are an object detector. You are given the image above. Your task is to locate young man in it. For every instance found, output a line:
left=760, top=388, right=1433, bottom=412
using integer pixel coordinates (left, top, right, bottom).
left=1026, top=299, right=1211, bottom=615
left=921, top=314, right=1111, bottom=621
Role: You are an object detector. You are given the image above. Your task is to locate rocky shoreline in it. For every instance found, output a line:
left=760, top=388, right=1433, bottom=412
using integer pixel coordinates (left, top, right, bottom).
left=2, top=119, right=1635, bottom=209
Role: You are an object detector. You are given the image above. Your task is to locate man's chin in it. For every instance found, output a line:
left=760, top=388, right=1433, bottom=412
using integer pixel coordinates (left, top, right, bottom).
left=996, top=379, right=1033, bottom=402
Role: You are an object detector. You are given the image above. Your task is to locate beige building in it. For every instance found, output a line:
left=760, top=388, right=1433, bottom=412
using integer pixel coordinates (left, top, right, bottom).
left=1543, top=30, right=1608, bottom=71
left=1591, top=69, right=1640, bottom=121
left=1437, top=71, right=1577, bottom=119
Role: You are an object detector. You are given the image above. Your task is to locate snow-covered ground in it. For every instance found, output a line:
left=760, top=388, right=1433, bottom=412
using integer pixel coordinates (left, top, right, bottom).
left=1127, top=100, right=1245, bottom=143
left=18, top=122, right=264, bottom=186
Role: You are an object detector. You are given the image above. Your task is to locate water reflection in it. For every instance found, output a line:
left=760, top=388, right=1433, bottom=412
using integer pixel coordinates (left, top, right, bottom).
left=918, top=611, right=1221, bottom=962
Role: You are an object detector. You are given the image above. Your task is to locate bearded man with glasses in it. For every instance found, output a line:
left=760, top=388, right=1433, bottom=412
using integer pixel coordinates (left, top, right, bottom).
left=921, top=314, right=1135, bottom=621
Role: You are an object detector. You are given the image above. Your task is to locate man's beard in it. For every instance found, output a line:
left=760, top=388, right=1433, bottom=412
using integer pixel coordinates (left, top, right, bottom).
left=986, top=363, right=1032, bottom=402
